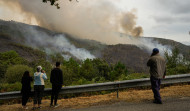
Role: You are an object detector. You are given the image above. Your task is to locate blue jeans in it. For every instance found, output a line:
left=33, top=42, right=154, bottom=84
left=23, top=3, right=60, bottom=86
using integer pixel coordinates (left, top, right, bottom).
left=150, top=76, right=162, bottom=102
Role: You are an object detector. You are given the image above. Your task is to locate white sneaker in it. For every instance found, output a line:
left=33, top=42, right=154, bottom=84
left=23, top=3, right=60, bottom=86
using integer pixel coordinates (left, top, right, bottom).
left=22, top=106, right=28, bottom=110
left=54, top=104, right=60, bottom=108
left=50, top=104, right=54, bottom=107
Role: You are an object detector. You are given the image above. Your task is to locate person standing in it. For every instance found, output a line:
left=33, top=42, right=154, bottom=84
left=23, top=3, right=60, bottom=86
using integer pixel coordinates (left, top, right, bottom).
left=147, top=48, right=166, bottom=104
left=33, top=66, right=47, bottom=110
left=21, top=71, right=33, bottom=109
left=50, top=62, right=63, bottom=108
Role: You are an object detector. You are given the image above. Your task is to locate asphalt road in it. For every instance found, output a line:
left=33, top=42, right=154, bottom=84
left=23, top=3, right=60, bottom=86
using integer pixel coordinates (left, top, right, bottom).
left=50, top=97, right=190, bottom=111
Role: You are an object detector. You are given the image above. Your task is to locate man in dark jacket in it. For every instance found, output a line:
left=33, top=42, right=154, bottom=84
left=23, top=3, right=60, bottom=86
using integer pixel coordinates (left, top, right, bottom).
left=50, top=62, right=63, bottom=107
left=147, top=48, right=166, bottom=104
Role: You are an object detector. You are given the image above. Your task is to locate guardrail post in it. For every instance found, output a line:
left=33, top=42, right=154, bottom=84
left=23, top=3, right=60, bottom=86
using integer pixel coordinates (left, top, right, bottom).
left=117, top=84, right=120, bottom=98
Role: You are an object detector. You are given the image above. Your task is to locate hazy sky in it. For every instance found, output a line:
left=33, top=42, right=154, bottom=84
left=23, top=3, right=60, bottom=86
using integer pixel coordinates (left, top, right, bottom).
left=119, top=0, right=190, bottom=43
left=0, top=0, right=190, bottom=44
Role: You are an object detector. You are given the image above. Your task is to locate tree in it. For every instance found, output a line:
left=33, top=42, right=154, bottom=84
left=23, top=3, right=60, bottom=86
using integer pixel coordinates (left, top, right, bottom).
left=42, top=0, right=79, bottom=9
left=5, top=65, right=33, bottom=83
left=0, top=51, right=26, bottom=79
left=80, top=59, right=98, bottom=81
left=49, top=53, right=65, bottom=64
left=164, top=47, right=190, bottom=75
left=108, top=62, right=128, bottom=81
left=92, top=58, right=110, bottom=80
left=61, top=58, right=80, bottom=85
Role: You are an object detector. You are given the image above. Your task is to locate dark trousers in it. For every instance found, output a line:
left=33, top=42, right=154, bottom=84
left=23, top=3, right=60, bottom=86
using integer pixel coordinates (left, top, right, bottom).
left=51, top=84, right=62, bottom=105
left=33, top=85, right=44, bottom=105
left=22, top=93, right=30, bottom=106
left=150, top=76, right=162, bottom=102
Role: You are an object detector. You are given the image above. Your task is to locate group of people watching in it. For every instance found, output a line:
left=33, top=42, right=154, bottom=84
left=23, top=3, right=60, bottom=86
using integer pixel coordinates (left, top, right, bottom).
left=21, top=62, right=63, bottom=110
left=20, top=48, right=166, bottom=109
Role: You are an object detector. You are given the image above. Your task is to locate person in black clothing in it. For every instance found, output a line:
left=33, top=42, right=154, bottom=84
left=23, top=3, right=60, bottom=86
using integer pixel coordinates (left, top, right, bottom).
left=21, top=71, right=33, bottom=109
left=50, top=62, right=63, bottom=107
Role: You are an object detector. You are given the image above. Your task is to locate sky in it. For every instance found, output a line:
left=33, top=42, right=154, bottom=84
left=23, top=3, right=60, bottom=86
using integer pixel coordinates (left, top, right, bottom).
left=119, top=0, right=190, bottom=44
left=0, top=0, right=190, bottom=45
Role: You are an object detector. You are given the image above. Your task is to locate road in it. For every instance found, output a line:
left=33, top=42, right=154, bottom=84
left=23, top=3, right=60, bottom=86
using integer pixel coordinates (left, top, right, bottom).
left=49, top=97, right=190, bottom=111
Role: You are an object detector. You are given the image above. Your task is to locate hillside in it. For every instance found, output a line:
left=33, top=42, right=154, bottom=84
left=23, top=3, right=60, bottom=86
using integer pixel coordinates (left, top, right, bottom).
left=101, top=44, right=150, bottom=72
left=145, top=37, right=190, bottom=60
left=0, top=34, right=46, bottom=62
left=0, top=20, right=190, bottom=73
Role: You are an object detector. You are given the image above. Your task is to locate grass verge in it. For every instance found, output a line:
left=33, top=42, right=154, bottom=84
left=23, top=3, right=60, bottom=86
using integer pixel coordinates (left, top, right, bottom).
left=0, top=84, right=190, bottom=111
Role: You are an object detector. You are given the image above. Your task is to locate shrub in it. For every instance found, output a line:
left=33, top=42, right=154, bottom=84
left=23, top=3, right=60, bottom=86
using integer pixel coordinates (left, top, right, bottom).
left=126, top=73, right=149, bottom=80
left=0, top=82, right=22, bottom=92
left=5, top=65, right=33, bottom=83
left=165, top=47, right=190, bottom=75
left=0, top=50, right=26, bottom=79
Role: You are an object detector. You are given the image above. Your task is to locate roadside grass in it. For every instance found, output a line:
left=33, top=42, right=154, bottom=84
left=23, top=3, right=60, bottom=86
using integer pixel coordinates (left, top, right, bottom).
left=1, top=84, right=190, bottom=111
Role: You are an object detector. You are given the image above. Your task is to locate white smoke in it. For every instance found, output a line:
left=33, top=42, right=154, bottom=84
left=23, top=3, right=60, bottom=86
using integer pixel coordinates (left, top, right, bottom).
left=137, top=37, right=172, bottom=56
left=0, top=0, right=143, bottom=43
left=117, top=33, right=172, bottom=56
left=0, top=0, right=172, bottom=56
left=14, top=24, right=95, bottom=60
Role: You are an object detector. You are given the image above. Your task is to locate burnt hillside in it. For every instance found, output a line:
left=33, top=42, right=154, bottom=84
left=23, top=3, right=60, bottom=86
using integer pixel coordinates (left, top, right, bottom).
left=101, top=44, right=150, bottom=73
left=0, top=35, right=46, bottom=62
left=0, top=20, right=190, bottom=73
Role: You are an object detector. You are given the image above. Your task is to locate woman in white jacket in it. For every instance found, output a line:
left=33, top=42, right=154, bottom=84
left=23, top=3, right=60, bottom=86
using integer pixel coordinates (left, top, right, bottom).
left=32, top=66, right=47, bottom=110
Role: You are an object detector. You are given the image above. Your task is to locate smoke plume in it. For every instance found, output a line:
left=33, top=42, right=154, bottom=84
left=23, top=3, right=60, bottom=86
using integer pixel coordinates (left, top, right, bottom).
left=0, top=0, right=143, bottom=43
left=121, top=11, right=143, bottom=37
left=0, top=0, right=170, bottom=55
left=7, top=21, right=95, bottom=60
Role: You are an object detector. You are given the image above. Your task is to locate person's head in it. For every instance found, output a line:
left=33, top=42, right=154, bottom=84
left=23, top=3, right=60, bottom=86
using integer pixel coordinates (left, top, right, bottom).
left=56, top=62, right=61, bottom=68
left=151, top=48, right=159, bottom=56
left=37, top=66, right=42, bottom=72
left=23, top=71, right=30, bottom=77
left=153, top=48, right=159, bottom=54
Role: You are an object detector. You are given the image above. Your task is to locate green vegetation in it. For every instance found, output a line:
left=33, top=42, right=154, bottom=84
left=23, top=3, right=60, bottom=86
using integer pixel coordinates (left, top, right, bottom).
left=0, top=51, right=130, bottom=92
left=0, top=51, right=26, bottom=79
left=5, top=65, right=33, bottom=83
left=0, top=82, right=22, bottom=92
left=1, top=47, right=190, bottom=93
left=164, top=47, right=190, bottom=75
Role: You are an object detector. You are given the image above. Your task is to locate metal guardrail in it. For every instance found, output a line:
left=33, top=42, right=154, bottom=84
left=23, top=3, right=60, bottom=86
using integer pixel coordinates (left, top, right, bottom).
left=0, top=74, right=190, bottom=100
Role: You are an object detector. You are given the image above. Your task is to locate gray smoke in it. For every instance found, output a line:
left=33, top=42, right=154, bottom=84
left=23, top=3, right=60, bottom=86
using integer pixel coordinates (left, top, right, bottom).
left=0, top=0, right=171, bottom=56
left=0, top=0, right=143, bottom=44
left=118, top=33, right=171, bottom=56
left=10, top=22, right=95, bottom=60
left=121, top=11, right=143, bottom=37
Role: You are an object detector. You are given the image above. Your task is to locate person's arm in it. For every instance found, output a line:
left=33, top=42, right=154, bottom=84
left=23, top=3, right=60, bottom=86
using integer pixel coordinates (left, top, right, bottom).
left=42, top=73, right=47, bottom=80
left=21, top=77, right=23, bottom=84
left=60, top=70, right=63, bottom=85
left=147, top=59, right=152, bottom=67
left=163, top=60, right=167, bottom=79
left=50, top=70, right=53, bottom=83
left=30, top=77, right=33, bottom=82
left=163, top=63, right=166, bottom=79
left=163, top=70, right=166, bottom=79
